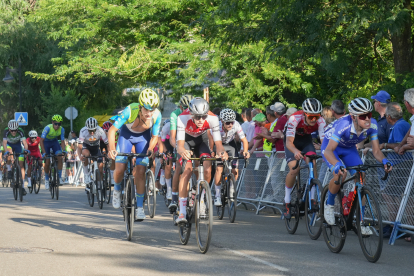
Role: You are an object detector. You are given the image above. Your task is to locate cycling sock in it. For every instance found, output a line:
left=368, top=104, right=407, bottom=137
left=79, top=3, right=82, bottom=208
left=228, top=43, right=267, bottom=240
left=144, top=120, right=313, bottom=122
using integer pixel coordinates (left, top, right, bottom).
left=166, top=178, right=172, bottom=190
left=284, top=186, right=292, bottom=203
left=58, top=170, right=62, bottom=178
left=160, top=169, right=165, bottom=185
left=83, top=165, right=89, bottom=176
left=45, top=174, right=49, bottom=181
left=136, top=193, right=145, bottom=208
left=179, top=197, right=187, bottom=216
left=172, top=192, right=178, bottom=203
left=28, top=177, right=31, bottom=185
left=327, top=190, right=337, bottom=205
left=114, top=181, right=122, bottom=191
left=310, top=185, right=316, bottom=200
left=215, top=185, right=221, bottom=197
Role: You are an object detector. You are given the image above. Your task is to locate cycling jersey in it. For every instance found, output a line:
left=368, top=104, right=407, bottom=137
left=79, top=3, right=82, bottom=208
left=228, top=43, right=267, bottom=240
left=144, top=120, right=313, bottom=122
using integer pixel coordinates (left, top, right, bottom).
left=285, top=111, right=326, bottom=139
left=177, top=110, right=221, bottom=142
left=161, top=122, right=171, bottom=141
left=219, top=121, right=245, bottom=144
left=112, top=103, right=161, bottom=136
left=323, top=115, right=378, bottom=147
left=41, top=124, right=65, bottom=142
left=27, top=137, right=41, bottom=153
left=78, top=126, right=108, bottom=147
left=170, top=108, right=182, bottom=131
left=3, top=127, right=25, bottom=144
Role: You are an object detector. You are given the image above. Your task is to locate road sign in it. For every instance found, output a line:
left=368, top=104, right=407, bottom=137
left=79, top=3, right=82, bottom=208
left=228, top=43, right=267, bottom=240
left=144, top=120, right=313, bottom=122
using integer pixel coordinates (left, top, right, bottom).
left=65, top=106, right=78, bottom=120
left=15, top=112, right=28, bottom=126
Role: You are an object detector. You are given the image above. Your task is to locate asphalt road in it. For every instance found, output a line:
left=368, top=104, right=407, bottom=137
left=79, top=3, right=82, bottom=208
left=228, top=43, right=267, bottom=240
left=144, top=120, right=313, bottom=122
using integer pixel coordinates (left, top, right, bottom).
left=0, top=185, right=413, bottom=276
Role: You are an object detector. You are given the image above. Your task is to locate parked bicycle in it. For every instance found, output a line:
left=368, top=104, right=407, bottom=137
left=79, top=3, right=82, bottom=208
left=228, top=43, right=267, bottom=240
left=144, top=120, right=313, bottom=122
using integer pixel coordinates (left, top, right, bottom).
left=321, top=163, right=389, bottom=263
left=28, top=156, right=42, bottom=194
left=284, top=152, right=324, bottom=240
left=45, top=152, right=66, bottom=200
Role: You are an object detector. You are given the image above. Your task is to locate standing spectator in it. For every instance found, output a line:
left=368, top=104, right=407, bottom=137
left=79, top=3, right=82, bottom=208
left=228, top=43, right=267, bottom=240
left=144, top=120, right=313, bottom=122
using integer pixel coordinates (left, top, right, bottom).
left=68, top=130, right=78, bottom=141
left=269, top=102, right=287, bottom=152
left=286, top=107, right=297, bottom=117
left=240, top=108, right=251, bottom=139
left=249, top=113, right=267, bottom=154
left=245, top=108, right=256, bottom=143
left=330, top=99, right=346, bottom=120
left=372, top=90, right=391, bottom=144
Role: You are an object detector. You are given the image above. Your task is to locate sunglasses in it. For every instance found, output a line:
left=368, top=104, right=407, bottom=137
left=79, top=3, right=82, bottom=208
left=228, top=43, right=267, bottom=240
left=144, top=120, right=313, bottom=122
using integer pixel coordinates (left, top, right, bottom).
left=193, top=115, right=208, bottom=120
left=357, top=112, right=372, bottom=120
left=304, top=113, right=320, bottom=121
left=53, top=122, right=62, bottom=126
left=10, top=130, right=17, bottom=132
left=88, top=129, right=97, bottom=133
left=31, top=137, right=37, bottom=139
left=224, top=121, right=235, bottom=126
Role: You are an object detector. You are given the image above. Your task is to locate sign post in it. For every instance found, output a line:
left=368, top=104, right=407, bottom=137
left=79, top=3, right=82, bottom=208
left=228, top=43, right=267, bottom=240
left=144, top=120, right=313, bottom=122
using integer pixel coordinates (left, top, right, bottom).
left=203, top=87, right=209, bottom=103
left=65, top=106, right=78, bottom=132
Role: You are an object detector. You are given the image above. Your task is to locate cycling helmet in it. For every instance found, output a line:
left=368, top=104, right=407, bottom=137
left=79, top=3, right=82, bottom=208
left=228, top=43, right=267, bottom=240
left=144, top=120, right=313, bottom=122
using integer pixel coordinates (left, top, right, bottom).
left=102, top=121, right=112, bottom=131
left=85, top=117, right=98, bottom=130
left=188, top=97, right=209, bottom=115
left=179, top=94, right=194, bottom=108
left=302, top=98, right=323, bottom=114
left=348, top=98, right=373, bottom=115
left=139, top=88, right=159, bottom=110
left=52, top=114, right=63, bottom=122
left=220, top=108, right=236, bottom=122
left=162, top=119, right=170, bottom=127
left=29, top=130, right=38, bottom=138
left=8, top=120, right=19, bottom=130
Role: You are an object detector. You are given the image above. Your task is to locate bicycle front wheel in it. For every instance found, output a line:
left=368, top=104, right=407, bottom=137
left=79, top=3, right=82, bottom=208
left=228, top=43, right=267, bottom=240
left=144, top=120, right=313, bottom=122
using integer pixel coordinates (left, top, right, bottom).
left=55, top=167, right=59, bottom=200
left=104, top=167, right=111, bottom=204
left=284, top=184, right=299, bottom=234
left=125, top=176, right=135, bottom=241
left=305, top=179, right=323, bottom=240
left=356, top=186, right=383, bottom=263
left=321, top=185, right=346, bottom=253
left=34, top=167, right=41, bottom=194
left=96, top=170, right=104, bottom=209
left=228, top=175, right=237, bottom=223
left=146, top=170, right=156, bottom=218
left=195, top=180, right=213, bottom=254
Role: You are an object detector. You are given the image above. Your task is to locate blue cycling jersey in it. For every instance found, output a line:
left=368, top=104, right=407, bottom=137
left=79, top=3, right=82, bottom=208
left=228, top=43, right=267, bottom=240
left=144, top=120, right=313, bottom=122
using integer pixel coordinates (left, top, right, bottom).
left=323, top=115, right=378, bottom=147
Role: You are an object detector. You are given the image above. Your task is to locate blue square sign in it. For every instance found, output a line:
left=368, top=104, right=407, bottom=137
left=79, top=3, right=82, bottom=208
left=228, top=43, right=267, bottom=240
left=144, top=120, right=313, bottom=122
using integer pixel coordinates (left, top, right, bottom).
left=15, top=112, right=28, bottom=126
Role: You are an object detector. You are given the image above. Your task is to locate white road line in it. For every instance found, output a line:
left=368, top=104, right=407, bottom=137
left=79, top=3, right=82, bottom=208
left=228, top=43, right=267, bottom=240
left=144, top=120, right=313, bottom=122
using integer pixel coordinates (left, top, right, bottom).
left=71, top=201, right=85, bottom=205
left=224, top=248, right=289, bottom=272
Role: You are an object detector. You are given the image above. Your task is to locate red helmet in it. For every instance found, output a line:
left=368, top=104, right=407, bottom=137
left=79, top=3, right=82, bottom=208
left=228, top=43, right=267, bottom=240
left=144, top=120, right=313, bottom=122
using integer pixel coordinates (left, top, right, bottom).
left=102, top=121, right=112, bottom=131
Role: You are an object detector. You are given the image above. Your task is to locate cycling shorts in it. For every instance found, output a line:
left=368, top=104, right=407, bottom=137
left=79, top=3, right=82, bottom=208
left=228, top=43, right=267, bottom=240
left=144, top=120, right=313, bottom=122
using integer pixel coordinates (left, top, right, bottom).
left=215, top=140, right=239, bottom=169
left=44, top=140, right=62, bottom=155
left=164, top=139, right=174, bottom=155
left=99, top=140, right=107, bottom=153
left=82, top=143, right=102, bottom=162
left=115, top=125, right=151, bottom=166
left=27, top=151, right=42, bottom=165
left=283, top=133, right=316, bottom=164
left=180, top=133, right=211, bottom=164
left=321, top=138, right=362, bottom=176
left=7, top=142, right=24, bottom=161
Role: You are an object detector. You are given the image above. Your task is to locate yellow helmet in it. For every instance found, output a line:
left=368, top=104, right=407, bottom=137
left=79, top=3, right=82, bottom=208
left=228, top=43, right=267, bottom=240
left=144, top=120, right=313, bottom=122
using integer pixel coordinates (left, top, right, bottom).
left=139, top=88, right=159, bottom=110
left=52, top=114, right=63, bottom=122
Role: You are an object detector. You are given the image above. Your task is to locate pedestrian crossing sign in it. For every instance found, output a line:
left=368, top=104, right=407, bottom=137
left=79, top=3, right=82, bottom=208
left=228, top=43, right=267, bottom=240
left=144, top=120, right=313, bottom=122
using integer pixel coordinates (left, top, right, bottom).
left=15, top=112, right=28, bottom=126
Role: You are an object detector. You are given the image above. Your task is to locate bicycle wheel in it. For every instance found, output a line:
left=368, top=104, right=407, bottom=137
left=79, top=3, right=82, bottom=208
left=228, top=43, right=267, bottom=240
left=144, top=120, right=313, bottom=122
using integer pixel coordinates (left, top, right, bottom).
left=87, top=182, right=94, bottom=207
left=146, top=170, right=156, bottom=218
left=96, top=169, right=104, bottom=209
left=284, top=184, right=299, bottom=234
left=195, top=180, right=213, bottom=254
left=179, top=204, right=192, bottom=245
left=125, top=176, right=135, bottom=241
left=15, top=165, right=23, bottom=202
left=34, top=166, right=41, bottom=194
left=216, top=182, right=225, bottom=220
left=228, top=175, right=237, bottom=223
left=104, top=167, right=111, bottom=204
left=28, top=168, right=33, bottom=194
left=50, top=167, right=55, bottom=199
left=54, top=164, right=59, bottom=200
left=356, top=186, right=383, bottom=263
left=12, top=168, right=17, bottom=200
left=321, top=185, right=346, bottom=253
left=305, top=179, right=323, bottom=240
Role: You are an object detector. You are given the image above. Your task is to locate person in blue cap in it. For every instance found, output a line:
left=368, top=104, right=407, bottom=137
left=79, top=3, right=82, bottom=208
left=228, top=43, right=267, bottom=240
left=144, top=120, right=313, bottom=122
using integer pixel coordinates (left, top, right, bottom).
left=371, top=90, right=392, bottom=144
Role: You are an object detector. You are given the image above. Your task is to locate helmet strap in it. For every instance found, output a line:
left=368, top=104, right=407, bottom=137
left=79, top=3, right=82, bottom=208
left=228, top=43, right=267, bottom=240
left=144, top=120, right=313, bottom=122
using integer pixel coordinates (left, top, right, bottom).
left=138, top=107, right=148, bottom=127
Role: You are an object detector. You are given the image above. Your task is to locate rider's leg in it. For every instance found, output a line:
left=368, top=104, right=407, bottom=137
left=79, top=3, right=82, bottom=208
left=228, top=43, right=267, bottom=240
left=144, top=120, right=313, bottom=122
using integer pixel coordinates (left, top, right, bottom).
left=81, top=148, right=91, bottom=183
left=164, top=161, right=172, bottom=198
left=171, top=158, right=181, bottom=203
left=214, top=165, right=223, bottom=197
left=133, top=164, right=146, bottom=208
left=19, top=159, right=25, bottom=188
left=27, top=158, right=32, bottom=186
left=179, top=161, right=193, bottom=216
left=285, top=160, right=300, bottom=203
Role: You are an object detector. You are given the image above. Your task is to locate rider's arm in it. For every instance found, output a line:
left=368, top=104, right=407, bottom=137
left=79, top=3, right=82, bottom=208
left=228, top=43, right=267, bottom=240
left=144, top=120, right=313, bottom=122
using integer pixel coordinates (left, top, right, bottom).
left=40, top=138, right=46, bottom=154
left=207, top=130, right=214, bottom=151
left=60, top=127, right=66, bottom=150
left=77, top=143, right=83, bottom=159
left=285, top=136, right=299, bottom=157
left=241, top=137, right=250, bottom=158
left=396, top=127, right=411, bottom=150
left=169, top=130, right=177, bottom=148
left=158, top=136, right=165, bottom=153
left=371, top=139, right=389, bottom=162
left=22, top=139, right=28, bottom=151
left=108, top=125, right=119, bottom=153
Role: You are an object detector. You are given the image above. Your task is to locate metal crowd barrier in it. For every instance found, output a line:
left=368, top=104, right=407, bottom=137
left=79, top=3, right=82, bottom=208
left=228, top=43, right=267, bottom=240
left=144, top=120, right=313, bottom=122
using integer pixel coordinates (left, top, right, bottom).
left=234, top=150, right=414, bottom=246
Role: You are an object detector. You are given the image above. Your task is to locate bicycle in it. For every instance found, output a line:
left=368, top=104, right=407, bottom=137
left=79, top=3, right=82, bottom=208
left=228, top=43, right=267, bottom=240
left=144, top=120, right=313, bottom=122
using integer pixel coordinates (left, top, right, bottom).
left=284, top=152, right=324, bottom=240
left=178, top=154, right=216, bottom=254
left=321, top=163, right=389, bottom=263
left=158, top=153, right=174, bottom=209
left=45, top=152, right=65, bottom=200
left=28, top=156, right=42, bottom=194
left=84, top=155, right=105, bottom=209
left=1, top=160, right=8, bottom=188
left=8, top=151, right=28, bottom=202
left=216, top=156, right=248, bottom=223
left=116, top=152, right=152, bottom=241
left=102, top=153, right=112, bottom=204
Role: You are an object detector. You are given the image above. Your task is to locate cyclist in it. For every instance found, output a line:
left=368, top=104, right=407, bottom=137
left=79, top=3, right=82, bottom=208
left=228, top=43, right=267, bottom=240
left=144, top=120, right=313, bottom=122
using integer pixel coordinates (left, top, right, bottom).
left=108, top=88, right=162, bottom=221
left=0, top=145, right=12, bottom=182
left=175, top=97, right=228, bottom=224
left=168, top=94, right=194, bottom=212
left=322, top=98, right=392, bottom=232
left=77, top=117, right=108, bottom=191
left=214, top=108, right=250, bottom=206
left=283, top=98, right=326, bottom=219
left=26, top=130, right=43, bottom=188
left=40, top=115, right=66, bottom=190
left=3, top=120, right=30, bottom=194
left=160, top=119, right=173, bottom=200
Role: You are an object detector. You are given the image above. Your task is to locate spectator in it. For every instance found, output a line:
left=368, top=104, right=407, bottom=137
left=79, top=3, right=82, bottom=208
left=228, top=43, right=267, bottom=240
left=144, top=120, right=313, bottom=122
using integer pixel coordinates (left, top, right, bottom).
left=241, top=108, right=251, bottom=138
left=314, top=107, right=335, bottom=151
left=264, top=102, right=287, bottom=152
left=381, top=103, right=411, bottom=151
left=331, top=99, right=346, bottom=119
left=286, top=107, right=297, bottom=117
left=249, top=113, right=267, bottom=154
left=395, top=88, right=414, bottom=155
left=68, top=130, right=78, bottom=141
left=372, top=90, right=391, bottom=144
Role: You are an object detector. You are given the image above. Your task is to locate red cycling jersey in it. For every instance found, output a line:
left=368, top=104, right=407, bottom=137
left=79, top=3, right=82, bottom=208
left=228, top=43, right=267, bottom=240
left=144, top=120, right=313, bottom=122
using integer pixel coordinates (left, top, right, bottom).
left=285, top=110, right=326, bottom=138
left=27, top=137, right=41, bottom=153
left=177, top=110, right=221, bottom=141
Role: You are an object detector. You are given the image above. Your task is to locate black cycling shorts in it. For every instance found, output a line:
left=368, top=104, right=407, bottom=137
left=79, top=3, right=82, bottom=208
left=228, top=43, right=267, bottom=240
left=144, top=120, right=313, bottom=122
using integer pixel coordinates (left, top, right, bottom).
left=283, top=133, right=316, bottom=164
left=215, top=140, right=239, bottom=169
left=183, top=132, right=211, bottom=159
left=82, top=143, right=102, bottom=159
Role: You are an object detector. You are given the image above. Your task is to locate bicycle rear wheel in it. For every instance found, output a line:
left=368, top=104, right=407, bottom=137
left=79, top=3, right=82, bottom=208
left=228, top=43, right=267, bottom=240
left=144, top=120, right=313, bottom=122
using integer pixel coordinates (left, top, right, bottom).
left=34, top=167, right=41, bottom=194
left=54, top=164, right=59, bottom=200
left=96, top=169, right=104, bottom=209
left=305, top=179, right=323, bottom=240
left=195, top=180, right=213, bottom=254
left=146, top=170, right=156, bottom=218
left=50, top=167, right=55, bottom=199
left=228, top=175, right=237, bottom=223
left=12, top=168, right=17, bottom=200
left=356, top=186, right=383, bottom=263
left=104, top=166, right=111, bottom=204
left=321, top=185, right=346, bottom=253
left=125, top=176, right=135, bottom=241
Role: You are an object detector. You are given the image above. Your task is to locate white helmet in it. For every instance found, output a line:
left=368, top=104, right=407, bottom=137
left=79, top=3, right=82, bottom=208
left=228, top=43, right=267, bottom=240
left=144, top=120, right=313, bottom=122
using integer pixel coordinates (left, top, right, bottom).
left=85, top=117, right=98, bottom=130
left=220, top=108, right=236, bottom=122
left=302, top=98, right=323, bottom=114
left=8, top=120, right=19, bottom=130
left=188, top=97, right=209, bottom=115
left=179, top=94, right=194, bottom=108
left=29, top=130, right=38, bottom=138
left=348, top=98, right=373, bottom=115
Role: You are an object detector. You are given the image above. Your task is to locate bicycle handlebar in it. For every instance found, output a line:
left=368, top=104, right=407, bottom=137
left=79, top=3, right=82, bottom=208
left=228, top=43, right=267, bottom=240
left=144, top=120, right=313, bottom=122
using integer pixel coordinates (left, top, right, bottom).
left=292, top=152, right=322, bottom=170
left=334, top=163, right=391, bottom=185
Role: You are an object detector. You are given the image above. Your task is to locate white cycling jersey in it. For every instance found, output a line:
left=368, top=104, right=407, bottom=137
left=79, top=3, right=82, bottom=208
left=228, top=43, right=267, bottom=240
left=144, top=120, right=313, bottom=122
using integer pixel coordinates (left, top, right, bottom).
left=78, top=126, right=108, bottom=147
left=177, top=109, right=221, bottom=141
left=161, top=122, right=171, bottom=141
left=219, top=121, right=245, bottom=144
